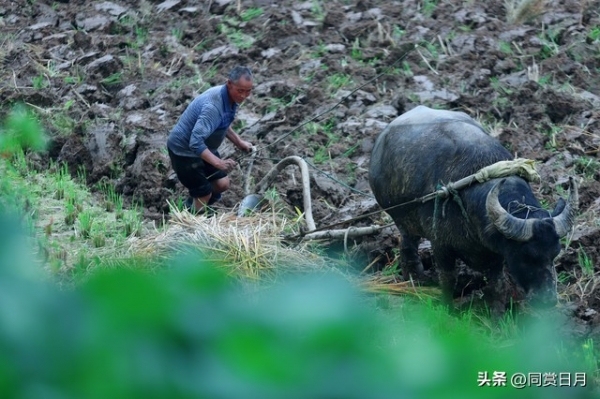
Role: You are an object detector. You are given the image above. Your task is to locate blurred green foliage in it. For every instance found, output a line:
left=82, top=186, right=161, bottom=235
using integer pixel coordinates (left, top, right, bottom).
left=0, top=216, right=598, bottom=399
left=0, top=104, right=598, bottom=399
left=0, top=104, right=46, bottom=154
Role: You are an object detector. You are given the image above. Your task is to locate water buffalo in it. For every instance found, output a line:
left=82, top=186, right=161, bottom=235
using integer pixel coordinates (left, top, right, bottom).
left=369, top=105, right=578, bottom=309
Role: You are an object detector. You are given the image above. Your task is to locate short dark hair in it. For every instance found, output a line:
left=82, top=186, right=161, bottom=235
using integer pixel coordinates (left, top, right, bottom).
left=228, top=66, right=253, bottom=83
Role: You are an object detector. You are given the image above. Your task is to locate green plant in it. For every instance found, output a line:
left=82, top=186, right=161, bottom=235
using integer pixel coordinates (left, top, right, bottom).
left=537, top=27, right=562, bottom=60
left=31, top=74, right=48, bottom=89
left=421, top=0, right=438, bottom=17
left=557, top=270, right=571, bottom=285
left=101, top=73, right=123, bottom=86
left=240, top=7, right=263, bottom=21
left=122, top=204, right=142, bottom=237
left=327, top=73, right=353, bottom=92
left=310, top=0, right=325, bottom=21
left=49, top=111, right=76, bottom=136
left=543, top=124, right=561, bottom=149
left=578, top=246, right=594, bottom=277
left=228, top=30, right=255, bottom=49
left=91, top=232, right=107, bottom=248
left=64, top=202, right=78, bottom=226
left=575, top=156, right=600, bottom=178
left=401, top=61, right=413, bottom=77
left=171, top=27, right=183, bottom=41
left=498, top=41, right=513, bottom=54
left=77, top=209, right=94, bottom=239
left=0, top=104, right=46, bottom=154
left=382, top=249, right=401, bottom=276
left=133, top=25, right=148, bottom=48
left=101, top=182, right=124, bottom=214
left=313, top=146, right=329, bottom=164
left=588, top=26, right=600, bottom=43
left=351, top=38, right=362, bottom=61
left=303, top=121, right=321, bottom=136
left=392, top=25, right=405, bottom=41
left=342, top=143, right=359, bottom=158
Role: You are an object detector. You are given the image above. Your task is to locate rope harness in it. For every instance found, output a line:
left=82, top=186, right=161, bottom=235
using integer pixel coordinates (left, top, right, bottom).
left=287, top=158, right=541, bottom=240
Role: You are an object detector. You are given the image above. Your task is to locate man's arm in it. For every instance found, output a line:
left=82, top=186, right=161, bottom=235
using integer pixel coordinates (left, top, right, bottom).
left=226, top=126, right=253, bottom=152
left=200, top=148, right=236, bottom=172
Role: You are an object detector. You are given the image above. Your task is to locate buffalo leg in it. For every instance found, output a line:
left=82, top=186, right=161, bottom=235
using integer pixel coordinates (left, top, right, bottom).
left=398, top=229, right=424, bottom=280
left=433, top=247, right=457, bottom=307
left=481, top=264, right=508, bottom=315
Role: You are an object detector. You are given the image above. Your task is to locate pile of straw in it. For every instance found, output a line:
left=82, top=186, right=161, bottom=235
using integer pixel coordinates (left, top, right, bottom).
left=131, top=207, right=342, bottom=281
left=130, top=206, right=442, bottom=300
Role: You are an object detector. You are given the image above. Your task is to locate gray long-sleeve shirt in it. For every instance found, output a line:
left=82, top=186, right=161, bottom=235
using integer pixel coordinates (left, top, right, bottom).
left=167, top=85, right=238, bottom=158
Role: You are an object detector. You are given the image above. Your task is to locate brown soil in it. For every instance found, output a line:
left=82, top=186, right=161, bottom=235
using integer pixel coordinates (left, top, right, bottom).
left=2, top=1, right=600, bottom=335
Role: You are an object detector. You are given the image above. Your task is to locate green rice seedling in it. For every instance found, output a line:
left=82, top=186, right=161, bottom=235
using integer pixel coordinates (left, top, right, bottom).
left=64, top=202, right=78, bottom=226
left=543, top=125, right=561, bottom=149
left=303, top=121, right=321, bottom=136
left=588, top=26, right=600, bottom=43
left=91, top=232, right=107, bottom=248
left=392, top=25, right=405, bottom=41
left=351, top=38, right=362, bottom=61
left=102, top=182, right=123, bottom=214
left=77, top=210, right=94, bottom=239
left=557, top=270, right=571, bottom=285
left=327, top=73, right=353, bottom=93
left=123, top=206, right=142, bottom=237
left=76, top=165, right=87, bottom=184
left=401, top=60, right=413, bottom=77
left=71, top=252, right=94, bottom=280
left=227, top=30, right=255, bottom=49
left=240, top=7, right=263, bottom=21
left=578, top=246, right=594, bottom=277
left=498, top=41, right=513, bottom=54
left=342, top=143, right=359, bottom=158
left=133, top=26, right=148, bottom=48
left=53, top=165, right=69, bottom=200
left=101, top=73, right=123, bottom=86
left=171, top=27, right=183, bottom=42
left=575, top=156, right=600, bottom=179
left=421, top=0, right=438, bottom=17
left=63, top=75, right=82, bottom=84
left=313, top=147, right=329, bottom=164
left=31, top=74, right=48, bottom=89
left=10, top=149, right=30, bottom=177
left=49, top=111, right=76, bottom=136
left=311, top=0, right=325, bottom=21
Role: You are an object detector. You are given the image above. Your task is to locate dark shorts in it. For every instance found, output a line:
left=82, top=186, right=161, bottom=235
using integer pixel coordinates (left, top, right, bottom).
left=168, top=147, right=227, bottom=198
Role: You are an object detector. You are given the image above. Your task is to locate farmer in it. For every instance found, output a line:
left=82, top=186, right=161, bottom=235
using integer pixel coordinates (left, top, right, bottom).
left=167, top=66, right=254, bottom=214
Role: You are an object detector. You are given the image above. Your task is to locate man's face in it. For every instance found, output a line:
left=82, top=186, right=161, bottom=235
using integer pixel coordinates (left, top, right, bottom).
left=227, top=76, right=253, bottom=104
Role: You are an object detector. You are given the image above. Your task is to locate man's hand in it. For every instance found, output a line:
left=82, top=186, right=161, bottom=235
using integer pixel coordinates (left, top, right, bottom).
left=217, top=158, right=237, bottom=172
left=237, top=139, right=253, bottom=153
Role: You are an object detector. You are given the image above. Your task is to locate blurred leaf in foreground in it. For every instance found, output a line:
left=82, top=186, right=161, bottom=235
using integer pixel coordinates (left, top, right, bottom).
left=0, top=104, right=46, bottom=154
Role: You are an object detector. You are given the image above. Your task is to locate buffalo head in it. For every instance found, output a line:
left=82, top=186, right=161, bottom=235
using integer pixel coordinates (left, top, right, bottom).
left=485, top=177, right=579, bottom=307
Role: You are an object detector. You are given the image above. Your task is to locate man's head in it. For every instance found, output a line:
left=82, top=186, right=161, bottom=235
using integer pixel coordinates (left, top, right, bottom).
left=226, top=66, right=253, bottom=104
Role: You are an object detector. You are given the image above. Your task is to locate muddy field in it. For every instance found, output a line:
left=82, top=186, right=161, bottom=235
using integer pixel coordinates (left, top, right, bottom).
left=1, top=0, right=600, bottom=333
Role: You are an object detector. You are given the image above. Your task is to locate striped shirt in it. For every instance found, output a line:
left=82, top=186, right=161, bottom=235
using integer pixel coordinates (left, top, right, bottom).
left=167, top=85, right=238, bottom=158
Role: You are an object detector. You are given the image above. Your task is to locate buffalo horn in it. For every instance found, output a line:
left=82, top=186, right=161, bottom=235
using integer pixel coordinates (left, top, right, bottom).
left=552, top=176, right=579, bottom=238
left=485, top=179, right=535, bottom=242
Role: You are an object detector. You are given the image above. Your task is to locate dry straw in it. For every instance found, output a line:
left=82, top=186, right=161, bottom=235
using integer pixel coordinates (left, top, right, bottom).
left=130, top=203, right=442, bottom=299
left=131, top=203, right=341, bottom=282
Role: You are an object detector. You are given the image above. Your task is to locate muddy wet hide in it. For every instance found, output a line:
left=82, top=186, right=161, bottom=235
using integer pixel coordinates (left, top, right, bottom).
left=237, top=194, right=264, bottom=217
